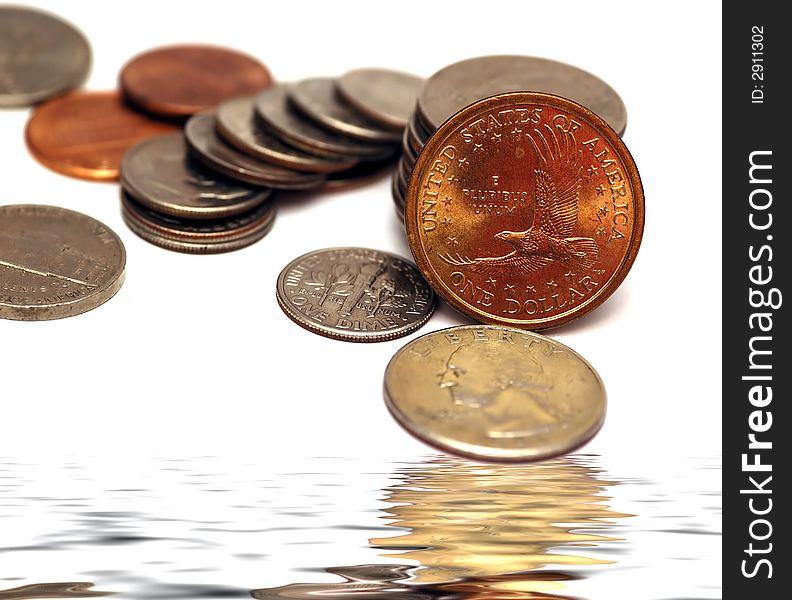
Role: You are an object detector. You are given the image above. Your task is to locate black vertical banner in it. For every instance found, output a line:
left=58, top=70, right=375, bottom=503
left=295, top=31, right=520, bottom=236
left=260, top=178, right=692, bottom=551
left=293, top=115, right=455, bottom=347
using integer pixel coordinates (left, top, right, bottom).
left=723, top=3, right=789, bottom=597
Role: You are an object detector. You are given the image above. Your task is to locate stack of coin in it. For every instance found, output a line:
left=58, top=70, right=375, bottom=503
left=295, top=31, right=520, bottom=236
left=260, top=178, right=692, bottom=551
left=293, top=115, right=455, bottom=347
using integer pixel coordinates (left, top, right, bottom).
left=120, top=133, right=276, bottom=253
left=392, top=55, right=628, bottom=219
left=187, top=69, right=423, bottom=194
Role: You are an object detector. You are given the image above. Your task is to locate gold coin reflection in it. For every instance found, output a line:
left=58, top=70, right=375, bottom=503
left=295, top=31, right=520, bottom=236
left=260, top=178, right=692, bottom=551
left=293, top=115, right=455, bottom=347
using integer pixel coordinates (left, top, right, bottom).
left=370, top=455, right=631, bottom=586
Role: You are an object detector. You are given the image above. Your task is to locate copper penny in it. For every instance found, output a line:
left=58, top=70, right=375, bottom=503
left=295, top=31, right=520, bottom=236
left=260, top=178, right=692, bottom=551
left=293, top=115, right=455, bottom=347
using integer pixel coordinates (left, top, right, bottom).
left=215, top=96, right=358, bottom=174
left=405, top=92, right=644, bottom=330
left=417, top=55, right=627, bottom=137
left=25, top=91, right=177, bottom=181
left=337, top=68, right=424, bottom=130
left=0, top=6, right=91, bottom=107
left=119, top=44, right=273, bottom=119
left=289, top=77, right=402, bottom=143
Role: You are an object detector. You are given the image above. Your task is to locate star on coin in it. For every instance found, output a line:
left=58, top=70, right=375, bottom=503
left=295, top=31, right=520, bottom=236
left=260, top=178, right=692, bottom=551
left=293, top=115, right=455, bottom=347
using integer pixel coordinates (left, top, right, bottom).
left=458, top=157, right=468, bottom=167
left=490, top=132, right=502, bottom=142
left=446, top=175, right=458, bottom=184
left=596, top=184, right=607, bottom=196
left=586, top=165, right=598, bottom=177
left=442, top=196, right=453, bottom=207
left=503, top=283, right=515, bottom=292
left=510, top=127, right=523, bottom=140
left=525, top=285, right=536, bottom=294
left=485, top=276, right=497, bottom=287
left=546, top=280, right=558, bottom=288
left=597, top=205, right=609, bottom=217
left=441, top=217, right=452, bottom=225
left=473, top=143, right=483, bottom=152
left=448, top=236, right=459, bottom=247
left=564, top=271, right=575, bottom=278
left=596, top=226, right=607, bottom=236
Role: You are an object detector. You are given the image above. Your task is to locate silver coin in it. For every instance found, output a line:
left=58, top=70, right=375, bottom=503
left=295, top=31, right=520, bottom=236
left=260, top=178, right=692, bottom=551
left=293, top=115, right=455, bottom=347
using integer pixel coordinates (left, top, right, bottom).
left=184, top=112, right=326, bottom=189
left=289, top=77, right=402, bottom=143
left=0, top=7, right=91, bottom=107
left=276, top=247, right=435, bottom=343
left=337, top=68, right=424, bottom=129
left=121, top=133, right=271, bottom=219
left=417, top=55, right=627, bottom=136
left=121, top=192, right=275, bottom=254
left=216, top=96, right=359, bottom=174
left=254, top=84, right=395, bottom=159
left=0, top=205, right=125, bottom=320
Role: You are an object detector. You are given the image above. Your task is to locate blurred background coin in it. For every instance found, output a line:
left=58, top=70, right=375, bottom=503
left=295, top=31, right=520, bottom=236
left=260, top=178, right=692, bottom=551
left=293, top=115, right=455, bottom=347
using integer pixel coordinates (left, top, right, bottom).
left=0, top=6, right=91, bottom=107
left=337, top=68, right=424, bottom=130
left=119, top=44, right=273, bottom=119
left=25, top=91, right=178, bottom=181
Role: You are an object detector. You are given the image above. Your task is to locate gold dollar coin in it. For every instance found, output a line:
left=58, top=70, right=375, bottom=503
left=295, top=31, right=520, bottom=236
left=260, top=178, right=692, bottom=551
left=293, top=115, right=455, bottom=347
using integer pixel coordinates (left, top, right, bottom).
left=383, top=325, right=605, bottom=462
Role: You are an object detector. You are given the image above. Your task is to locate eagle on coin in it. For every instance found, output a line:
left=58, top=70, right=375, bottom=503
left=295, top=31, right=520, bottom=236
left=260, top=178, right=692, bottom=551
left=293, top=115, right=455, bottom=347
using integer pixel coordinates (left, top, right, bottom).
left=439, top=123, right=599, bottom=273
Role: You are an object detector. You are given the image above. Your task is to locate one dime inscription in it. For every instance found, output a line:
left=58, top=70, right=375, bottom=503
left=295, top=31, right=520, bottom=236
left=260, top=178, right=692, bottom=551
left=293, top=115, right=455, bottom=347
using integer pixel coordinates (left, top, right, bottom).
left=404, top=92, right=644, bottom=330
left=276, top=247, right=435, bottom=342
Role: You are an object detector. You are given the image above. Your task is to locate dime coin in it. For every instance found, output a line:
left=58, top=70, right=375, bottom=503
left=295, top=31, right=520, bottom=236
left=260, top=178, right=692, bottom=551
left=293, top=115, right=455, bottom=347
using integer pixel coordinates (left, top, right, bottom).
left=119, top=44, right=273, bottom=119
left=337, top=68, right=424, bottom=130
left=383, top=324, right=606, bottom=462
left=417, top=55, right=627, bottom=136
left=0, top=205, right=125, bottom=320
left=185, top=112, right=326, bottom=189
left=404, top=92, right=644, bottom=330
left=254, top=85, right=395, bottom=159
left=276, top=247, right=435, bottom=343
left=0, top=6, right=91, bottom=107
left=289, top=78, right=402, bottom=143
left=25, top=91, right=177, bottom=181
left=121, top=191, right=275, bottom=253
left=215, top=96, right=358, bottom=174
left=121, top=133, right=271, bottom=219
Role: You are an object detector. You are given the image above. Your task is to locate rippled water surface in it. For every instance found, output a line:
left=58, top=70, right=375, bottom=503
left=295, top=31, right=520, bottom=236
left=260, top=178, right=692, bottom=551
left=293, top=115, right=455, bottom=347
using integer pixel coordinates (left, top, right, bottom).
left=0, top=456, right=720, bottom=600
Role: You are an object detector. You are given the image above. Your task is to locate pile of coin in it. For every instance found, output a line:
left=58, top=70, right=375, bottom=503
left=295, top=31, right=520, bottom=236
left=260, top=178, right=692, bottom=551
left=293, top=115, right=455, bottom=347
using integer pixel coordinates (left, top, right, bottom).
left=116, top=68, right=423, bottom=252
left=392, top=55, right=628, bottom=219
left=196, top=69, right=422, bottom=193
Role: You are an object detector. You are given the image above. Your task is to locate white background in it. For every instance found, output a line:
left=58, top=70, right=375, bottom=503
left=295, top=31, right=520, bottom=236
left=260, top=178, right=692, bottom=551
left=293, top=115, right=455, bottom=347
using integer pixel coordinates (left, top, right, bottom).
left=1, top=0, right=722, bottom=462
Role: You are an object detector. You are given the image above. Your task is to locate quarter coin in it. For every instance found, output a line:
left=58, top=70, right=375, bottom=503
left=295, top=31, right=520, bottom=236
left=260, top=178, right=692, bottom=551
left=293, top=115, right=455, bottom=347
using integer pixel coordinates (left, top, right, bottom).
left=417, top=55, right=627, bottom=136
left=289, top=78, right=402, bottom=143
left=215, top=96, right=358, bottom=174
left=119, top=44, right=273, bottom=119
left=25, top=91, right=177, bottom=181
left=383, top=325, right=606, bottom=462
left=184, top=112, right=326, bottom=189
left=404, top=92, right=644, bottom=330
left=0, top=205, right=126, bottom=320
left=337, top=68, right=424, bottom=129
left=0, top=6, right=91, bottom=107
left=121, top=133, right=271, bottom=219
left=276, top=247, right=435, bottom=343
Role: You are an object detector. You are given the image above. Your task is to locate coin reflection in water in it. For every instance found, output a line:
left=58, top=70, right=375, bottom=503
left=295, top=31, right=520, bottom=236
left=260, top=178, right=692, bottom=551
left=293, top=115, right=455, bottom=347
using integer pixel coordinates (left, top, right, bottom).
left=370, top=455, right=631, bottom=588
